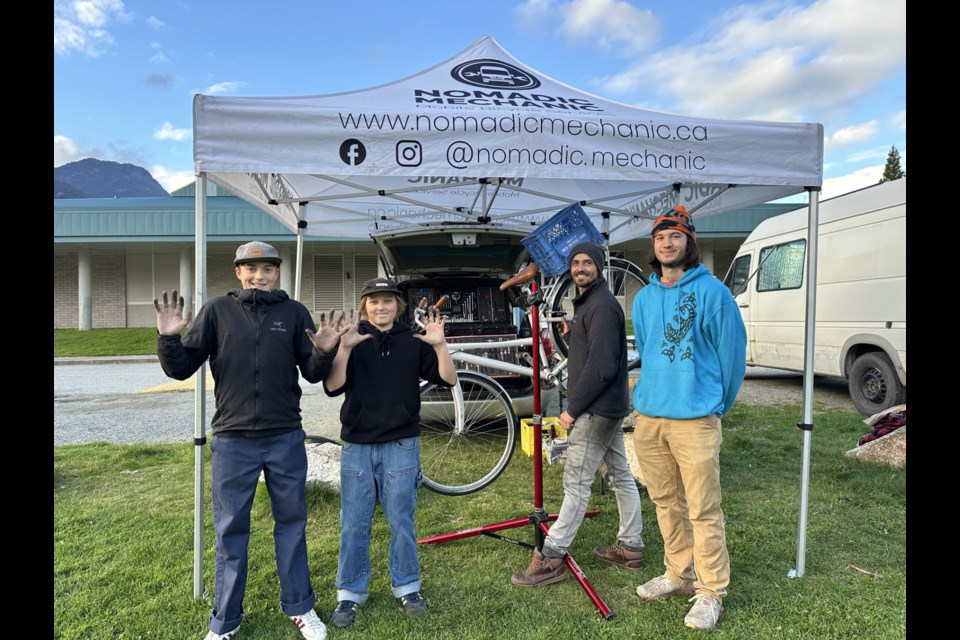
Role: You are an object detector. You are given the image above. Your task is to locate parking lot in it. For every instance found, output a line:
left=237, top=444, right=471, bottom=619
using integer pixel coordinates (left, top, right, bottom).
left=54, top=358, right=855, bottom=447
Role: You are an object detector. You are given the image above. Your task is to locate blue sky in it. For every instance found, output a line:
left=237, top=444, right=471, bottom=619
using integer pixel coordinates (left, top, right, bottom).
left=53, top=0, right=905, bottom=200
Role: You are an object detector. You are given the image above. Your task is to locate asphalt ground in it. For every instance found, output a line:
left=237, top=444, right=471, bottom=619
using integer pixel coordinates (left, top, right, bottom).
left=53, top=356, right=855, bottom=447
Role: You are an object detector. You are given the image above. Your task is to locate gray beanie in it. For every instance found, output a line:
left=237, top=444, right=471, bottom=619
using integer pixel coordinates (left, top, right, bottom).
left=567, top=242, right=606, bottom=270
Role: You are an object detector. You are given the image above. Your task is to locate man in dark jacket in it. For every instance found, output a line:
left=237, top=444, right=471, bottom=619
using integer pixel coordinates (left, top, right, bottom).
left=155, top=241, right=342, bottom=640
left=511, top=242, right=645, bottom=587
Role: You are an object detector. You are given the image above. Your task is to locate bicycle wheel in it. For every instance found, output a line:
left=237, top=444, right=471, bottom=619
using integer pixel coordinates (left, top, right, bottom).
left=418, top=370, right=518, bottom=496
left=550, top=257, right=647, bottom=370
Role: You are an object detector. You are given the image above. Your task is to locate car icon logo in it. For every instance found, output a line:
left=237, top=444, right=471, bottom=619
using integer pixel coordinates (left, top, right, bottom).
left=451, top=59, right=541, bottom=90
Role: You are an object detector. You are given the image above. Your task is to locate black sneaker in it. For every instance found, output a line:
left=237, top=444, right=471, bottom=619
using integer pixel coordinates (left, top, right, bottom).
left=331, top=600, right=360, bottom=628
left=398, top=591, right=427, bottom=616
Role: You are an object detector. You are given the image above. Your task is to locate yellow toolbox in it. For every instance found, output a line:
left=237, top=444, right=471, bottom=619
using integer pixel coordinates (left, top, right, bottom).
left=520, top=417, right=567, bottom=458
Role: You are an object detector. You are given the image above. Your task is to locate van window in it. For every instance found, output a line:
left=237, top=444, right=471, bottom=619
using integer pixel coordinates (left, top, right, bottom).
left=757, top=240, right=805, bottom=292
left=723, top=254, right=752, bottom=296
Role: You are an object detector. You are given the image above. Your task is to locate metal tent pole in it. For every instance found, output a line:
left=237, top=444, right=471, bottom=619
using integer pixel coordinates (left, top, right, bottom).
left=791, top=188, right=821, bottom=579
left=193, top=173, right=209, bottom=599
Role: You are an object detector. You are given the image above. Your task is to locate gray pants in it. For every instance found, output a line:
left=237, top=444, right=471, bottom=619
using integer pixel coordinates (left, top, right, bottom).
left=542, top=413, right=644, bottom=557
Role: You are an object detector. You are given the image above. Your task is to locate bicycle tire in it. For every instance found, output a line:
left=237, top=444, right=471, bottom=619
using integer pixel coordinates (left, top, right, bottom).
left=418, top=370, right=518, bottom=496
left=550, top=257, right=647, bottom=370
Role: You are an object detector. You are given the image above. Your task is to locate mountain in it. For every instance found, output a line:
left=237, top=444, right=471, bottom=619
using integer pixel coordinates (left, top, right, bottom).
left=54, top=158, right=169, bottom=199
left=53, top=180, right=89, bottom=198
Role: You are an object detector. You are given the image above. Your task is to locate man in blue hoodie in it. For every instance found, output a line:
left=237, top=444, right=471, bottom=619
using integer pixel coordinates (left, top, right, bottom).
left=630, top=207, right=746, bottom=631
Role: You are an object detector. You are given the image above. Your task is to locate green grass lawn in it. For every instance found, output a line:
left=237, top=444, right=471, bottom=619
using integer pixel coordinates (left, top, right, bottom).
left=54, top=328, right=158, bottom=357
left=53, top=402, right=906, bottom=639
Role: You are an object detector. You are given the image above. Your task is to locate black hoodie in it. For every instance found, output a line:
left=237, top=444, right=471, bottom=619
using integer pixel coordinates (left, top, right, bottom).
left=325, top=319, right=448, bottom=444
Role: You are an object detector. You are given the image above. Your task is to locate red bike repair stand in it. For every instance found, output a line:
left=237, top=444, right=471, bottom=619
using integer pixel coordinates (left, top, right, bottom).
left=417, top=282, right=615, bottom=619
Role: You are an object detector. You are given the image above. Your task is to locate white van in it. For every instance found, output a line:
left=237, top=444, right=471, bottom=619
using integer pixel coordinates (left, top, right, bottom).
left=721, top=179, right=906, bottom=415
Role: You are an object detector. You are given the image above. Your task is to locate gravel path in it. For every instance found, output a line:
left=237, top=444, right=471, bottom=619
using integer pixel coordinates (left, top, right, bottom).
left=53, top=357, right=855, bottom=447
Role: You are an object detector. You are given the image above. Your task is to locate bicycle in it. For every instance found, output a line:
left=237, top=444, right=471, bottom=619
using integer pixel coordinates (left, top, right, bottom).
left=416, top=256, right=647, bottom=496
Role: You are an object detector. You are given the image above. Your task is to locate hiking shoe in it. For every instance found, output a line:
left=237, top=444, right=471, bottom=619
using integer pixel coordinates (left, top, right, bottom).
left=592, top=541, right=644, bottom=569
left=510, top=549, right=569, bottom=587
left=289, top=608, right=327, bottom=640
left=398, top=591, right=427, bottom=616
left=635, top=574, right=696, bottom=601
left=331, top=600, right=360, bottom=629
left=203, top=626, right=239, bottom=640
left=684, top=594, right=723, bottom=630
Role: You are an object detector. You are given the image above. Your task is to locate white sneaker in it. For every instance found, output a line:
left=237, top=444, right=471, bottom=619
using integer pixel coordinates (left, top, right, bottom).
left=684, top=594, right=723, bottom=630
left=635, top=574, right=696, bottom=601
left=289, top=608, right=327, bottom=640
left=202, top=625, right=239, bottom=640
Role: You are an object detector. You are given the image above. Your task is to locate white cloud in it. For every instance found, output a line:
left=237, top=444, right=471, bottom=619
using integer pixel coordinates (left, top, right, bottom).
left=150, top=165, right=196, bottom=193
left=845, top=145, right=890, bottom=164
left=204, top=81, right=247, bottom=95
left=516, top=0, right=557, bottom=28
left=54, top=0, right=131, bottom=57
left=593, top=0, right=905, bottom=124
left=516, top=0, right=658, bottom=53
left=820, top=165, right=884, bottom=200
left=146, top=16, right=165, bottom=29
left=54, top=135, right=82, bottom=167
left=826, top=120, right=878, bottom=148
left=149, top=41, right=169, bottom=63
left=154, top=122, right=191, bottom=142
left=558, top=0, right=659, bottom=53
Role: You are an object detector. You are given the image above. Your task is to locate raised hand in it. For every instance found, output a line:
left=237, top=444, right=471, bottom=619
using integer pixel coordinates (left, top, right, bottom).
left=154, top=289, right=192, bottom=336
left=336, top=310, right=372, bottom=349
left=306, top=308, right=349, bottom=352
left=414, top=308, right=447, bottom=346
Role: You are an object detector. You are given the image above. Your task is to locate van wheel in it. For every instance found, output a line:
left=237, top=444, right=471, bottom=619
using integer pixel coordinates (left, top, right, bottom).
left=848, top=352, right=904, bottom=416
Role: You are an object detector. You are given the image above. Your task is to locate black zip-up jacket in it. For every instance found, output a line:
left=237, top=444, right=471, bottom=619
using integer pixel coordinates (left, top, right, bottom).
left=324, top=320, right=446, bottom=444
left=564, top=276, right=631, bottom=420
left=156, top=288, right=335, bottom=437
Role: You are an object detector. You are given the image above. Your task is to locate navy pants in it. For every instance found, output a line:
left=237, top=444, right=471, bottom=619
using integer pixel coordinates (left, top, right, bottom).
left=207, top=429, right=316, bottom=634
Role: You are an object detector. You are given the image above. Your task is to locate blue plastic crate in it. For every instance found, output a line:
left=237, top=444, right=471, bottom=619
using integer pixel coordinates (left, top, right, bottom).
left=521, top=203, right=604, bottom=277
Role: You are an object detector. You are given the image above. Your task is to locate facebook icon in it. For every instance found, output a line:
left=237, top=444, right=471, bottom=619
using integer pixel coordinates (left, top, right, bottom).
left=339, top=139, right=366, bottom=166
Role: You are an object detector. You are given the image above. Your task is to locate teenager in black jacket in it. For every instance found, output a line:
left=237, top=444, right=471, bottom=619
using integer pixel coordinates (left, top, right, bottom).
left=155, top=241, right=342, bottom=640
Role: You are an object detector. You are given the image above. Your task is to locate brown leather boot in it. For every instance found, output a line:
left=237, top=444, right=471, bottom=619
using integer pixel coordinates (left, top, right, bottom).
left=510, top=549, right=569, bottom=587
left=592, top=541, right=644, bottom=569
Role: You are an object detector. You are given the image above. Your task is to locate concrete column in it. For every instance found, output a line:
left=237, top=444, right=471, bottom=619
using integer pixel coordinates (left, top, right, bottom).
left=78, top=248, right=92, bottom=330
left=700, top=242, right=715, bottom=275
left=280, top=247, right=294, bottom=296
left=179, top=246, right=194, bottom=316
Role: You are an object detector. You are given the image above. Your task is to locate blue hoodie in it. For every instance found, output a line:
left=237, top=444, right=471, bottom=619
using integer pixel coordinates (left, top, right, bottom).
left=631, top=264, right=746, bottom=419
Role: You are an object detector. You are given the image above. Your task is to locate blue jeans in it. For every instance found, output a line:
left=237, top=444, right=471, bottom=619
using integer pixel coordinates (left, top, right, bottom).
left=337, top=437, right=422, bottom=604
left=208, top=429, right=315, bottom=635
left=542, top=414, right=644, bottom=558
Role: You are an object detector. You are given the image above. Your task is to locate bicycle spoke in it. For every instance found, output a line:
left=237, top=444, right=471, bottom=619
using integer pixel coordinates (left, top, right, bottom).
left=419, top=371, right=517, bottom=496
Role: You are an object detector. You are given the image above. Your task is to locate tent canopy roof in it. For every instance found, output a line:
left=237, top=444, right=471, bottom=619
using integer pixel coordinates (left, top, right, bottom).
left=193, top=35, right=822, bottom=244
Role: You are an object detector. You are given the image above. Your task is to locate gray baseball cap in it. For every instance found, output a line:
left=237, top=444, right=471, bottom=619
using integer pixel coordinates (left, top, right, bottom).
left=234, top=241, right=282, bottom=265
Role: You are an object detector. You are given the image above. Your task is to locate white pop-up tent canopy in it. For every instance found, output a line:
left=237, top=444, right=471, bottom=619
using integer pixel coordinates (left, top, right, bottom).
left=193, top=35, right=822, bottom=243
left=189, top=35, right=824, bottom=596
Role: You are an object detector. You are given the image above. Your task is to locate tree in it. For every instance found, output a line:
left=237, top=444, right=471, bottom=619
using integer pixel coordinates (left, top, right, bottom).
left=879, top=146, right=904, bottom=183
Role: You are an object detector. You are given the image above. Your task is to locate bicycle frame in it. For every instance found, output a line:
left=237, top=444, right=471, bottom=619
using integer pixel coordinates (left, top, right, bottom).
left=446, top=337, right=568, bottom=391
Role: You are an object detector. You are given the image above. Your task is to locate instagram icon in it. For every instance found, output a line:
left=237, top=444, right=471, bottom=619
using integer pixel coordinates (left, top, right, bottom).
left=396, top=140, right=422, bottom=167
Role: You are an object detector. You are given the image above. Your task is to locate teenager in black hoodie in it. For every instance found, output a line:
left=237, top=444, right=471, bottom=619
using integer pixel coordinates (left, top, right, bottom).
left=323, top=278, right=456, bottom=629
